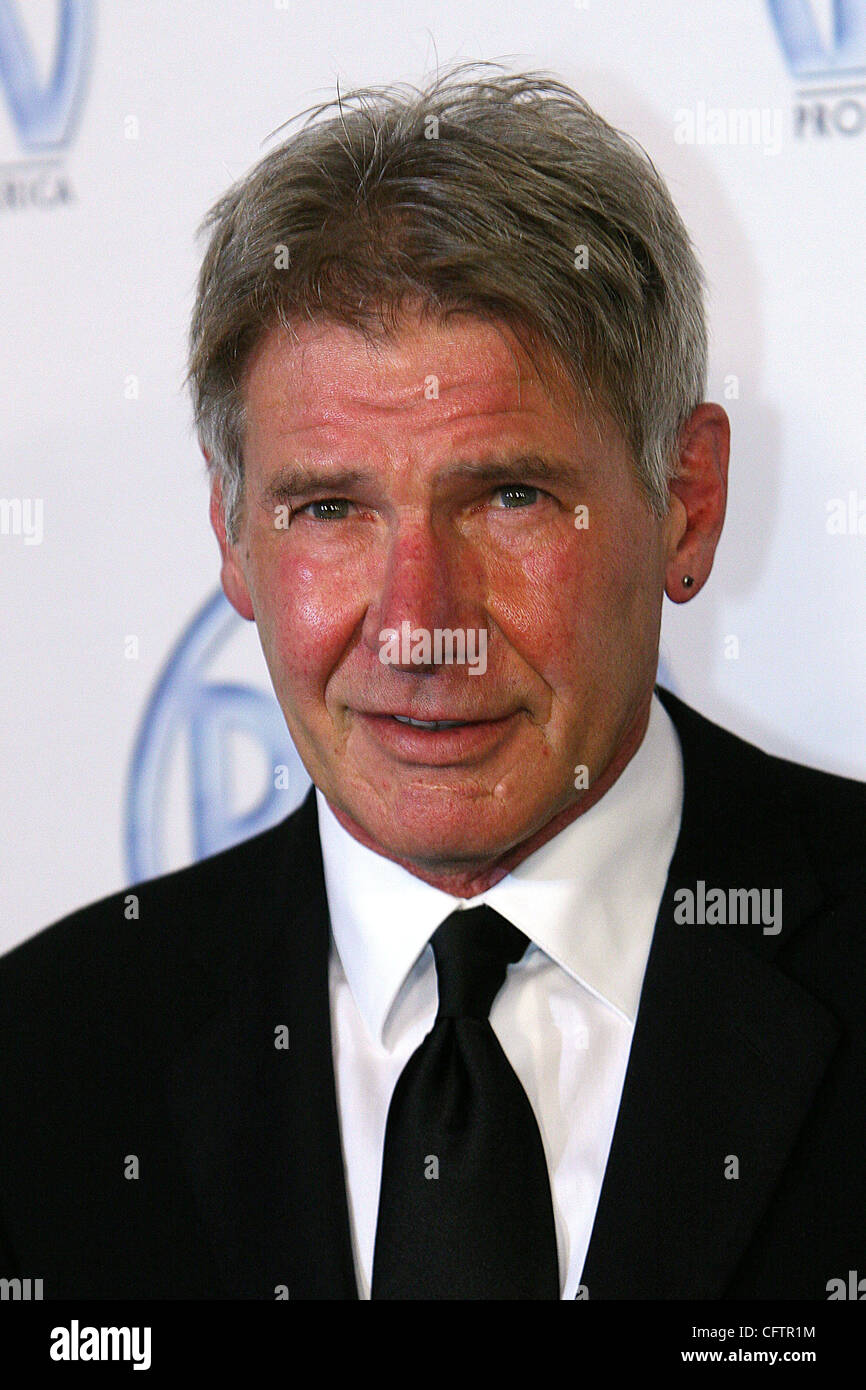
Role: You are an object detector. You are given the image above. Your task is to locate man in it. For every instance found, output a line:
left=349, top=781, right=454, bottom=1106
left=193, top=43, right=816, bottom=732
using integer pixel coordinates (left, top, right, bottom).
left=1, top=64, right=863, bottom=1300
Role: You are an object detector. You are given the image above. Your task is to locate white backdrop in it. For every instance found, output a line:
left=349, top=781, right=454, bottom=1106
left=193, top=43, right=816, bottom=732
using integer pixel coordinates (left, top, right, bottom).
left=2, top=0, right=864, bottom=952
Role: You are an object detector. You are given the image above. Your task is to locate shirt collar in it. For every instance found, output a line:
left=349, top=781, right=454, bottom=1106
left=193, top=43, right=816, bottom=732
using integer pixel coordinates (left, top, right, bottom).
left=317, top=692, right=683, bottom=1046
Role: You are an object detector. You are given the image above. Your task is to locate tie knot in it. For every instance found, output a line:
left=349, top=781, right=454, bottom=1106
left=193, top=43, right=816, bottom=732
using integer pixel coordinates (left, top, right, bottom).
left=431, top=906, right=529, bottom=1022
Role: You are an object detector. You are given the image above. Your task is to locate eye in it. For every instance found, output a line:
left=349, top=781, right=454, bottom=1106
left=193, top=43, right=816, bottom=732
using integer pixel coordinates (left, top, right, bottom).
left=492, top=484, right=539, bottom=509
left=299, top=497, right=353, bottom=520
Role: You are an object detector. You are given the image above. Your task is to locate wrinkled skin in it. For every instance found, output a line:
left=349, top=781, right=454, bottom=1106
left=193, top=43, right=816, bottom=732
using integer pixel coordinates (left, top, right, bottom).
left=211, top=308, right=728, bottom=896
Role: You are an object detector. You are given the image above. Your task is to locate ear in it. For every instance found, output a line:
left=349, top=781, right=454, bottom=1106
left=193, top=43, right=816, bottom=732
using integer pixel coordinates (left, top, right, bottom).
left=209, top=468, right=255, bottom=621
left=663, top=403, right=730, bottom=603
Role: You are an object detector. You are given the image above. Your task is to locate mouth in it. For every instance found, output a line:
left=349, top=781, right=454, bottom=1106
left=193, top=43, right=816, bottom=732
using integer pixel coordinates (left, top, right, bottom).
left=353, top=709, right=520, bottom=765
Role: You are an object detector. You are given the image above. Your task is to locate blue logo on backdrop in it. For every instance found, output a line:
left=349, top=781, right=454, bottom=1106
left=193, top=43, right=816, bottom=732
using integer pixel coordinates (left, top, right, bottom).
left=0, top=0, right=93, bottom=150
left=768, top=0, right=866, bottom=136
left=768, top=0, right=866, bottom=78
left=125, top=590, right=311, bottom=884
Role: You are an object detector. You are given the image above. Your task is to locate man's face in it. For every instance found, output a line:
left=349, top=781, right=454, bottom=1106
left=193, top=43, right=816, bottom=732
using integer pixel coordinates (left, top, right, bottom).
left=217, top=309, right=679, bottom=877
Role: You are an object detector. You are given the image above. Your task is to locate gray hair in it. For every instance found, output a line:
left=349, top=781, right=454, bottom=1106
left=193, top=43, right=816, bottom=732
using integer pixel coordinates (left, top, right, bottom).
left=187, top=61, right=708, bottom=542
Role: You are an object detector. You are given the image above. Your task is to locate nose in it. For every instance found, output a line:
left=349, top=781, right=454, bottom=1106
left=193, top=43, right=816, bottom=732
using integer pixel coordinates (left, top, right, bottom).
left=361, top=518, right=480, bottom=668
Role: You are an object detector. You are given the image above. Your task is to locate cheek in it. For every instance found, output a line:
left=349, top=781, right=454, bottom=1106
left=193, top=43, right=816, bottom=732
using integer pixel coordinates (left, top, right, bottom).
left=481, top=538, right=596, bottom=718
left=250, top=547, right=361, bottom=694
left=491, top=521, right=659, bottom=694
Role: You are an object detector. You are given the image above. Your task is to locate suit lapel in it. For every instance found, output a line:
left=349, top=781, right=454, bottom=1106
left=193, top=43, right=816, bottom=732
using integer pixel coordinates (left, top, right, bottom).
left=581, top=689, right=841, bottom=1297
left=164, top=791, right=358, bottom=1299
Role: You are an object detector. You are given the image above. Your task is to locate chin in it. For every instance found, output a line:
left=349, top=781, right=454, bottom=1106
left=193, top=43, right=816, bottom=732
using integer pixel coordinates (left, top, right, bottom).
left=355, top=794, right=537, bottom=872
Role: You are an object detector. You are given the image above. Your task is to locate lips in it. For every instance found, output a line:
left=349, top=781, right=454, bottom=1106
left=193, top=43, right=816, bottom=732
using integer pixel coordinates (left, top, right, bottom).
left=353, top=709, right=519, bottom=766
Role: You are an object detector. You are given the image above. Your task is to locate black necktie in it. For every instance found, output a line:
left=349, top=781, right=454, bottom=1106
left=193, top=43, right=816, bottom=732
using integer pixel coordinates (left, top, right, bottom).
left=370, top=904, right=560, bottom=1299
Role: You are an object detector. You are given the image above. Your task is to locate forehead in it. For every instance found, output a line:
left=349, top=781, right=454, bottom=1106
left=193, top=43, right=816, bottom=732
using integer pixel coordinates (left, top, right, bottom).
left=241, top=311, right=587, bottom=441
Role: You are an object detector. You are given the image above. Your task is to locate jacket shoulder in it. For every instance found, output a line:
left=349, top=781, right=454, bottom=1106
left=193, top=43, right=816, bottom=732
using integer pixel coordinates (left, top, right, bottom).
left=0, top=793, right=318, bottom=1033
left=658, top=685, right=866, bottom=887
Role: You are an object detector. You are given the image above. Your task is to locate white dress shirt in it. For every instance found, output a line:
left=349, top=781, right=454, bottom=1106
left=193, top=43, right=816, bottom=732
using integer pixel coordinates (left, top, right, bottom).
left=318, top=692, right=684, bottom=1299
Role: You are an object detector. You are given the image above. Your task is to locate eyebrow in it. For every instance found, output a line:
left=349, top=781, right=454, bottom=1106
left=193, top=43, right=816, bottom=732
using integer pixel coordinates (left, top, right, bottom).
left=444, top=455, right=581, bottom=487
left=261, top=453, right=583, bottom=505
left=263, top=467, right=368, bottom=506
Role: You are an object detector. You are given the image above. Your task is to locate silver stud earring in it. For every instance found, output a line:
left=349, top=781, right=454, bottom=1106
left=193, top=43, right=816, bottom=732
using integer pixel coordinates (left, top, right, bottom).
left=682, top=575, right=694, bottom=588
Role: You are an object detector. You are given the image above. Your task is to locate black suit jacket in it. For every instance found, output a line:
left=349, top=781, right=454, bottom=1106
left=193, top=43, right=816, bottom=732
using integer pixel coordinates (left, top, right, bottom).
left=1, top=687, right=864, bottom=1299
